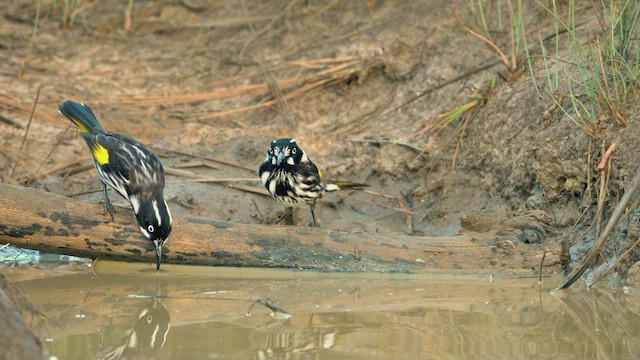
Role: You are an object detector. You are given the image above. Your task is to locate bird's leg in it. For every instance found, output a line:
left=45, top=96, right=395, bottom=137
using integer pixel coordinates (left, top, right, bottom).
left=101, top=183, right=115, bottom=222
left=308, top=202, right=319, bottom=227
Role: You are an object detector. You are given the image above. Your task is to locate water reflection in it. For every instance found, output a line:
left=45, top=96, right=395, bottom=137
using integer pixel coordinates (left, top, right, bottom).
left=7, top=263, right=640, bottom=359
left=94, top=289, right=170, bottom=360
left=254, top=314, right=337, bottom=360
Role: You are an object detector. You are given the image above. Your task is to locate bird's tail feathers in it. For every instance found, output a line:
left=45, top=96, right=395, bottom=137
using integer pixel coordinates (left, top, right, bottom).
left=324, top=181, right=369, bottom=192
left=58, top=100, right=105, bottom=134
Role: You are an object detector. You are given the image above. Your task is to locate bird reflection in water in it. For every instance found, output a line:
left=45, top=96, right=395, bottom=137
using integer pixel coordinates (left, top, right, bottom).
left=247, top=299, right=336, bottom=360
left=255, top=313, right=337, bottom=360
left=94, top=289, right=170, bottom=360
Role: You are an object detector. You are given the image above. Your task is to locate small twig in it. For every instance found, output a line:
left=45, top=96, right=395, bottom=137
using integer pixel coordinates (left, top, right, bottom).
left=18, top=0, right=40, bottom=78
left=362, top=189, right=397, bottom=200
left=166, top=171, right=258, bottom=183
left=196, top=71, right=351, bottom=121
left=597, top=142, right=618, bottom=172
left=349, top=243, right=362, bottom=261
left=590, top=236, right=640, bottom=286
left=9, top=84, right=41, bottom=179
left=110, top=58, right=358, bottom=106
left=396, top=197, right=413, bottom=233
left=20, top=84, right=41, bottom=151
left=66, top=189, right=104, bottom=198
left=156, top=147, right=255, bottom=172
left=346, top=138, right=425, bottom=154
left=251, top=199, right=265, bottom=222
left=314, top=0, right=342, bottom=15
left=240, top=0, right=297, bottom=127
left=451, top=7, right=511, bottom=70
left=63, top=163, right=96, bottom=177
left=177, top=0, right=207, bottom=12
left=19, top=156, right=91, bottom=185
left=226, top=183, right=270, bottom=196
left=30, top=124, right=72, bottom=183
left=569, top=203, right=592, bottom=244
left=166, top=166, right=256, bottom=181
left=13, top=248, right=25, bottom=262
left=172, top=160, right=220, bottom=171
left=246, top=297, right=291, bottom=317
left=0, top=114, right=22, bottom=128
left=334, top=192, right=416, bottom=215
left=172, top=198, right=195, bottom=210
left=128, top=293, right=246, bottom=302
left=123, top=0, right=134, bottom=30
left=168, top=178, right=259, bottom=183
left=451, top=108, right=474, bottom=170
left=165, top=166, right=267, bottom=195
left=539, top=250, right=547, bottom=282
left=0, top=95, right=66, bottom=126
left=424, top=244, right=492, bottom=249
left=595, top=141, right=612, bottom=238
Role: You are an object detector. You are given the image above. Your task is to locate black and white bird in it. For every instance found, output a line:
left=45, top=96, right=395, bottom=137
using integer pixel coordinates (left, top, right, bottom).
left=258, top=138, right=366, bottom=227
left=94, top=291, right=171, bottom=360
left=59, top=100, right=172, bottom=270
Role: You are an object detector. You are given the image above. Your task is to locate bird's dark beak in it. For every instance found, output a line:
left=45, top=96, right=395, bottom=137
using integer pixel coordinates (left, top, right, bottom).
left=276, top=151, right=284, bottom=166
left=155, top=241, right=163, bottom=271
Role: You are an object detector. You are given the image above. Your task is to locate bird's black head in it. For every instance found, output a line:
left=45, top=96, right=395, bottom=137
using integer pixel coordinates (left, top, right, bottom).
left=265, top=138, right=306, bottom=168
left=131, top=297, right=171, bottom=350
left=131, top=195, right=173, bottom=270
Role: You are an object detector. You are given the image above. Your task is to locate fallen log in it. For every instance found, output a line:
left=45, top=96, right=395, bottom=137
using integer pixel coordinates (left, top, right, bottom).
left=0, top=183, right=560, bottom=274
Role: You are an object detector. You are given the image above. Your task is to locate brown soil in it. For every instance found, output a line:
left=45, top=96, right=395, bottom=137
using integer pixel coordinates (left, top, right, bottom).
left=1, top=1, right=639, bottom=280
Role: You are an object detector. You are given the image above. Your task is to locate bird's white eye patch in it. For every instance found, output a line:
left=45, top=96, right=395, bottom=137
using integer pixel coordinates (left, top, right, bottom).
left=148, top=224, right=155, bottom=233
left=140, top=226, right=151, bottom=239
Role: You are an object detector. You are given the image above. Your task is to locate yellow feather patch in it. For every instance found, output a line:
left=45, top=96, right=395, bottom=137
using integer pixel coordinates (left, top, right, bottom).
left=90, top=142, right=109, bottom=165
left=318, top=169, right=322, bottom=178
left=72, top=118, right=91, bottom=133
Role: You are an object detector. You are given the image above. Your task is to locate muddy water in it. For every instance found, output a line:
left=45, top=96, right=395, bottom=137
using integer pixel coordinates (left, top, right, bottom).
left=9, top=262, right=640, bottom=359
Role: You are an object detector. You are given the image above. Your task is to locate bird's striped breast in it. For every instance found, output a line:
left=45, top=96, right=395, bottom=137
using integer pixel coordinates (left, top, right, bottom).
left=264, top=168, right=323, bottom=206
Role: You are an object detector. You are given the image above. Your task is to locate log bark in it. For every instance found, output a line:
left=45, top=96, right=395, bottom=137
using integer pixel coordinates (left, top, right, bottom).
left=0, top=183, right=560, bottom=274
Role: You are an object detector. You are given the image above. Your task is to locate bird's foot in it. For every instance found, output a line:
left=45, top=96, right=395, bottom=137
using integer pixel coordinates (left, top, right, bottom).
left=101, top=199, right=116, bottom=222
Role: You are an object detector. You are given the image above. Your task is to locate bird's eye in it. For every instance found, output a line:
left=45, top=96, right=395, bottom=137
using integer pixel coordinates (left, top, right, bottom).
left=291, top=148, right=297, bottom=154
left=148, top=225, right=155, bottom=233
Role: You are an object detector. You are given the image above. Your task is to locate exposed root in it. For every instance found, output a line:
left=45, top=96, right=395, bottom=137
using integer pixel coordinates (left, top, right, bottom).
left=553, top=160, right=640, bottom=291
